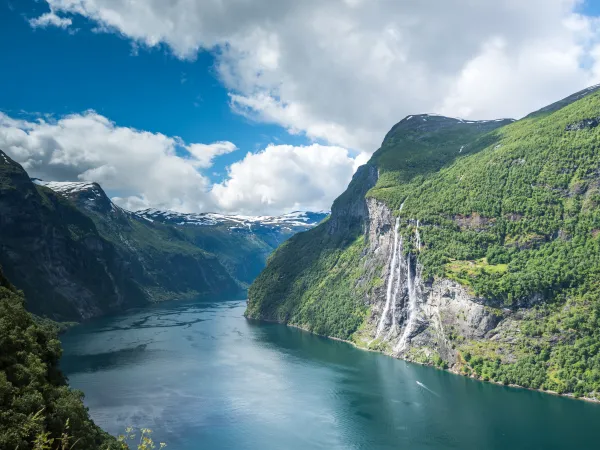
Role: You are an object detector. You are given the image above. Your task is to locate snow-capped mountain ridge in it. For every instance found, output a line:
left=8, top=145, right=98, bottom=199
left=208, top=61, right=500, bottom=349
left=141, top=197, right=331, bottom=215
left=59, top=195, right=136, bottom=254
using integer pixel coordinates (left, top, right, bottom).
left=32, top=178, right=329, bottom=230
left=136, top=208, right=329, bottom=229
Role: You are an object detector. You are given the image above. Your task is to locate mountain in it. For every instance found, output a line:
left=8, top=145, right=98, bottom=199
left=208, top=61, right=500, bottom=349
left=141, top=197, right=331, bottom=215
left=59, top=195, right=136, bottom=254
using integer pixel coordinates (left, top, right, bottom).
left=34, top=179, right=328, bottom=293
left=0, top=155, right=325, bottom=321
left=247, top=85, right=600, bottom=400
left=0, top=152, right=149, bottom=320
left=134, top=208, right=328, bottom=283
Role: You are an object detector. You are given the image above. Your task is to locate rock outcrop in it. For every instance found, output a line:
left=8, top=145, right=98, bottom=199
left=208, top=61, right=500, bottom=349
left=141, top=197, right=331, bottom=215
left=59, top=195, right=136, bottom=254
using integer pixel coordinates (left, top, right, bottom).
left=353, top=197, right=504, bottom=366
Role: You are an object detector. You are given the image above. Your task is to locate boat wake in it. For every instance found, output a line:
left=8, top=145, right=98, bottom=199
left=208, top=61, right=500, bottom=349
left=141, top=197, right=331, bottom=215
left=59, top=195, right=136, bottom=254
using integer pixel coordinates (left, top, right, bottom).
left=416, top=381, right=439, bottom=397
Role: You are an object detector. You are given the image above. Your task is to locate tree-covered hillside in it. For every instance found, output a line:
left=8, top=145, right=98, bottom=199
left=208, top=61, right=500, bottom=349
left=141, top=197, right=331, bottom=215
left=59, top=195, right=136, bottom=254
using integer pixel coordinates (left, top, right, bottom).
left=247, top=115, right=511, bottom=332
left=0, top=267, right=120, bottom=449
left=248, top=85, right=600, bottom=398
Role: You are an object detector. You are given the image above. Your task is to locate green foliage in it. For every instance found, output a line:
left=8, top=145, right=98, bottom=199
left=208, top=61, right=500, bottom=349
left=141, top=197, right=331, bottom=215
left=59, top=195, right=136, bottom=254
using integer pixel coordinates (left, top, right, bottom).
left=117, top=427, right=167, bottom=450
left=247, top=226, right=369, bottom=340
left=460, top=292, right=600, bottom=398
left=0, top=268, right=119, bottom=449
left=248, top=85, right=600, bottom=398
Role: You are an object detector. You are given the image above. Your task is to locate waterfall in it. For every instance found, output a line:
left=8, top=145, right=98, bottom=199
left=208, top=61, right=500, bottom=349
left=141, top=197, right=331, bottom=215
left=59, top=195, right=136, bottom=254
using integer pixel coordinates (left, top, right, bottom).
left=385, top=235, right=403, bottom=339
left=395, top=253, right=419, bottom=353
left=415, top=220, right=421, bottom=251
left=372, top=200, right=407, bottom=343
left=374, top=217, right=400, bottom=340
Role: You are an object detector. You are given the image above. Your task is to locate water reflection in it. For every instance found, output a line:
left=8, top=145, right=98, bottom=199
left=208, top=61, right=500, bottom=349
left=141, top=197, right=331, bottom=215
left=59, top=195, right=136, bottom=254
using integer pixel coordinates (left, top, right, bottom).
left=61, top=300, right=600, bottom=450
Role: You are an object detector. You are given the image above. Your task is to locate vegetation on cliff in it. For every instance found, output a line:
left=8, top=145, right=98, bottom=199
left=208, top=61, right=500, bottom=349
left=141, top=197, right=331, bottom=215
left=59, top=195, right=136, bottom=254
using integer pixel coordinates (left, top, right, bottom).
left=0, top=267, right=120, bottom=449
left=247, top=86, right=600, bottom=399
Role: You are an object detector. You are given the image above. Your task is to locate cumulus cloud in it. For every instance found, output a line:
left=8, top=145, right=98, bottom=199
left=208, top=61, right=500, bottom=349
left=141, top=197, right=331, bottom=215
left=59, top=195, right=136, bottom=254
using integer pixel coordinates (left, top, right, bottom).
left=211, top=144, right=356, bottom=214
left=0, top=111, right=357, bottom=214
left=33, top=0, right=600, bottom=151
left=0, top=111, right=226, bottom=213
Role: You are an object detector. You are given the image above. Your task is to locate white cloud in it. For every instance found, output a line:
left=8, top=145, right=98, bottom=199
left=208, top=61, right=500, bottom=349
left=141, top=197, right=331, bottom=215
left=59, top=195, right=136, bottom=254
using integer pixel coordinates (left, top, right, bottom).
left=211, top=144, right=356, bottom=214
left=0, top=111, right=233, bottom=213
left=187, top=141, right=238, bottom=168
left=0, top=111, right=356, bottom=214
left=33, top=0, right=600, bottom=151
left=29, top=11, right=72, bottom=29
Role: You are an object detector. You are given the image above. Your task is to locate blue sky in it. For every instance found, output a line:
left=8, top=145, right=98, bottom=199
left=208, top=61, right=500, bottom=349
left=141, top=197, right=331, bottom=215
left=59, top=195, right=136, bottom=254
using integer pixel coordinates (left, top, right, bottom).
left=582, top=0, right=600, bottom=15
left=1, top=0, right=599, bottom=214
left=0, top=0, right=309, bottom=185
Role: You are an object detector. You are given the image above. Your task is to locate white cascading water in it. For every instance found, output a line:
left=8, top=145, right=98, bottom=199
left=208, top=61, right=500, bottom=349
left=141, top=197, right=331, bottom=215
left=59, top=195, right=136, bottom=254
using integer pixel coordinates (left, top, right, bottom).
left=415, top=220, right=421, bottom=251
left=374, top=201, right=406, bottom=341
left=385, top=235, right=403, bottom=339
left=395, top=231, right=422, bottom=353
left=374, top=217, right=400, bottom=340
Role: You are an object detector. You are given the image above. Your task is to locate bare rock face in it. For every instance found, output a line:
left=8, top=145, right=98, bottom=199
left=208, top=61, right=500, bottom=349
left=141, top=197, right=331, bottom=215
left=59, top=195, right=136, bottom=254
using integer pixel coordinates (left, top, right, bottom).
left=327, top=164, right=378, bottom=236
left=353, top=199, right=506, bottom=367
left=565, top=117, right=600, bottom=131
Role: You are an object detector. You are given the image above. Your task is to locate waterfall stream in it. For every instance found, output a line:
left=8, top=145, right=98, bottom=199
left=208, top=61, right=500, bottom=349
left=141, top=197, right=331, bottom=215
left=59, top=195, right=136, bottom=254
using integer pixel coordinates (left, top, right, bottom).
left=374, top=217, right=400, bottom=340
left=374, top=202, right=405, bottom=341
left=395, top=252, right=421, bottom=353
left=385, top=235, right=403, bottom=339
left=415, top=220, right=421, bottom=252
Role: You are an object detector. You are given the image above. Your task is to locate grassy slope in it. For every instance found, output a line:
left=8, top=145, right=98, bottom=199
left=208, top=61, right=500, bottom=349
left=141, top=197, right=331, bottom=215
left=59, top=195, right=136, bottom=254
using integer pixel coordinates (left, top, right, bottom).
left=248, top=88, right=600, bottom=398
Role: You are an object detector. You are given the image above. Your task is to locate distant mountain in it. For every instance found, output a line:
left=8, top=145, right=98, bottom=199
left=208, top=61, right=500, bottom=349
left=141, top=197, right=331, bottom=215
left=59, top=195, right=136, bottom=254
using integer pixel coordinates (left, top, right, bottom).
left=0, top=156, right=325, bottom=321
left=136, top=208, right=327, bottom=232
left=34, top=179, right=328, bottom=292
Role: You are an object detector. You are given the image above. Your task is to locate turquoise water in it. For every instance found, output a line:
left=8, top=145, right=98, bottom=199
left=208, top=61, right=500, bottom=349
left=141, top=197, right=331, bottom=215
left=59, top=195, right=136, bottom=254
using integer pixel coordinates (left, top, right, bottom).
left=61, top=300, right=600, bottom=450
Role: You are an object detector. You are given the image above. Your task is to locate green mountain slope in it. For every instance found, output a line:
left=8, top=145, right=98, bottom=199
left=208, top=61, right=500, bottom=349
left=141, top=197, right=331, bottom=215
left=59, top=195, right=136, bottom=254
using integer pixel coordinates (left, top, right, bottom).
left=247, top=86, right=600, bottom=399
left=0, top=152, right=148, bottom=320
left=0, top=267, right=119, bottom=449
left=48, top=182, right=243, bottom=304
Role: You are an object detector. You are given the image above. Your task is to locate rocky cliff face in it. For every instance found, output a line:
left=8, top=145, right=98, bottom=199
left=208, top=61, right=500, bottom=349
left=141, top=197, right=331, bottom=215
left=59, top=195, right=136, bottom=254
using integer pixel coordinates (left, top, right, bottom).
left=351, top=196, right=505, bottom=367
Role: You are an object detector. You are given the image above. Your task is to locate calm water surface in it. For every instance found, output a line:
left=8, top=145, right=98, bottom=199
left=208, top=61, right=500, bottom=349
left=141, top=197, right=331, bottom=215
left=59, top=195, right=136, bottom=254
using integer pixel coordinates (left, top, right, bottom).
left=61, top=300, right=600, bottom=450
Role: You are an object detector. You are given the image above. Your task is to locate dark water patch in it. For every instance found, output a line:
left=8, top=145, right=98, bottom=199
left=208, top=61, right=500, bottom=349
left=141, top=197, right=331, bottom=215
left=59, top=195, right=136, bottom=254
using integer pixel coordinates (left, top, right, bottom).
left=61, top=344, right=159, bottom=375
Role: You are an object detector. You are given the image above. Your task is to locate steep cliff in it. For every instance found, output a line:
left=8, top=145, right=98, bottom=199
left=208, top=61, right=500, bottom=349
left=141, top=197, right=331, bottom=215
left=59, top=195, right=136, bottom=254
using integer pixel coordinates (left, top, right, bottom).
left=248, top=85, right=600, bottom=399
left=0, top=152, right=148, bottom=320
left=1, top=154, right=325, bottom=321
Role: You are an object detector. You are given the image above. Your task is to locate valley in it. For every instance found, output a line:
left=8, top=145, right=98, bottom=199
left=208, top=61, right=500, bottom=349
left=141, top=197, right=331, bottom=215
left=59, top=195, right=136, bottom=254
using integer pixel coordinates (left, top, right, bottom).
left=0, top=153, right=325, bottom=320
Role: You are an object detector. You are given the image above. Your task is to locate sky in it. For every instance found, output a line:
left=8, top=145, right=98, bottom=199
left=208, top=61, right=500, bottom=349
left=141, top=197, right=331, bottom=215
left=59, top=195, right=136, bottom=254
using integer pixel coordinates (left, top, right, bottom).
left=1, top=0, right=600, bottom=215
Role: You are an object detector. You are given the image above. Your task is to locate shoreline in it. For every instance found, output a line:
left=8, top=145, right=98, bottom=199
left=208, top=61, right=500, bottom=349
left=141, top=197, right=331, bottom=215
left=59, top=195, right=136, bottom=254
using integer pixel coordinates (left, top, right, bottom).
left=246, top=315, right=600, bottom=405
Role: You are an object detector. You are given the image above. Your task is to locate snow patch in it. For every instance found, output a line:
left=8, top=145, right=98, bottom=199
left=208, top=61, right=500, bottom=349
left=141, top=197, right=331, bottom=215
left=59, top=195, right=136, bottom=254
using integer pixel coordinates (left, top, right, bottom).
left=135, top=209, right=329, bottom=230
left=34, top=180, right=98, bottom=194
